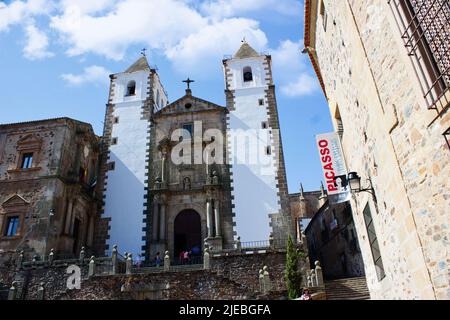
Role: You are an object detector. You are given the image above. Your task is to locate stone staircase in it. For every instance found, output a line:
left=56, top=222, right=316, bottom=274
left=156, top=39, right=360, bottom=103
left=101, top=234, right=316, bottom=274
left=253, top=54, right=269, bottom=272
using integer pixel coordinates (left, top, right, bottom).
left=324, top=277, right=370, bottom=300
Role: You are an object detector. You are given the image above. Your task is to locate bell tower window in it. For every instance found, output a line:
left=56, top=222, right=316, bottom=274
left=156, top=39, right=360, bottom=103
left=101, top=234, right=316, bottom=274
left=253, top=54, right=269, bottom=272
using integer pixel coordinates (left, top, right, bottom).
left=126, top=81, right=136, bottom=96
left=243, top=66, right=253, bottom=82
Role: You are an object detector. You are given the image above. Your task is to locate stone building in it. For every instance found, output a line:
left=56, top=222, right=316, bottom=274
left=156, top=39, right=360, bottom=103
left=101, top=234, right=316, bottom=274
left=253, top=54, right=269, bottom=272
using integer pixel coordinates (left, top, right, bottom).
left=148, top=87, right=234, bottom=258
left=289, top=184, right=327, bottom=241
left=304, top=0, right=449, bottom=299
left=304, top=200, right=365, bottom=280
left=97, top=42, right=294, bottom=260
left=0, top=118, right=100, bottom=258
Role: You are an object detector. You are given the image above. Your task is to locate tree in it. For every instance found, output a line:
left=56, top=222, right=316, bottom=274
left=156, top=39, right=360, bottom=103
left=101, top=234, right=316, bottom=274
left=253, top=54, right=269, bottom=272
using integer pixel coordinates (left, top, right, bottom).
left=285, top=235, right=301, bottom=299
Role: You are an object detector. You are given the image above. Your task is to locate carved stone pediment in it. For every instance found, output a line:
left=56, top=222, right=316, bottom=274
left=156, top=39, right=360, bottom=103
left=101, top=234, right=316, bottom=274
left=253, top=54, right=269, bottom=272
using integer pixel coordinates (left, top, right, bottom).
left=16, top=134, right=42, bottom=151
left=154, top=94, right=225, bottom=117
left=2, top=194, right=30, bottom=208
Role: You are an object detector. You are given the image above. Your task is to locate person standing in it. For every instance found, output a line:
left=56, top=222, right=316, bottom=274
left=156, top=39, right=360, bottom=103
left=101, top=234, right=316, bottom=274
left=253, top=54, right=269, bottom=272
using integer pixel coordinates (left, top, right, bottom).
left=155, top=252, right=162, bottom=267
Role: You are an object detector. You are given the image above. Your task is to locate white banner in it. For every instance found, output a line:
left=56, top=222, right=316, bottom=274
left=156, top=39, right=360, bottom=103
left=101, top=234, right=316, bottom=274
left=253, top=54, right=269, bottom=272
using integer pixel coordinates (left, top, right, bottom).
left=316, top=132, right=351, bottom=204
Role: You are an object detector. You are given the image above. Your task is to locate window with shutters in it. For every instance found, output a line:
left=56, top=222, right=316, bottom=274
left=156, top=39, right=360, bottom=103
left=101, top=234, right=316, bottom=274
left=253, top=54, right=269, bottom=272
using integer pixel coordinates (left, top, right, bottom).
left=389, top=0, right=449, bottom=111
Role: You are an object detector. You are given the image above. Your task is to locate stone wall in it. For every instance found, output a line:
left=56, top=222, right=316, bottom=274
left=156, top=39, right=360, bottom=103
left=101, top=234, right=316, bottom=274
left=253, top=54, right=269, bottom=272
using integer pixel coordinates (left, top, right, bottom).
left=307, top=0, right=449, bottom=299
left=5, top=250, right=300, bottom=300
left=211, top=250, right=291, bottom=292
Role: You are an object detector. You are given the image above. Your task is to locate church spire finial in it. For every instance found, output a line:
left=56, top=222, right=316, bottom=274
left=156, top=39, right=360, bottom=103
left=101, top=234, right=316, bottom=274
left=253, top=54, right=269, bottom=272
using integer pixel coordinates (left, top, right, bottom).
left=320, top=181, right=327, bottom=197
left=140, top=48, right=147, bottom=57
left=300, top=183, right=305, bottom=200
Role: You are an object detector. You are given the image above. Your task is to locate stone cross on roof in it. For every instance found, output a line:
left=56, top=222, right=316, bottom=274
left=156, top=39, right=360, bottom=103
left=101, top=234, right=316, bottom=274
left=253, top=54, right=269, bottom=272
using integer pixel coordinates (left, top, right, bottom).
left=182, top=78, right=195, bottom=90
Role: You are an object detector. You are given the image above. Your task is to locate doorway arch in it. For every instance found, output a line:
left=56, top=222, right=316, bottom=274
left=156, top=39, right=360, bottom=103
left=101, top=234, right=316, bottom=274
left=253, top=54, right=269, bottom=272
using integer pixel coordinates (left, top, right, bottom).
left=174, top=209, right=202, bottom=259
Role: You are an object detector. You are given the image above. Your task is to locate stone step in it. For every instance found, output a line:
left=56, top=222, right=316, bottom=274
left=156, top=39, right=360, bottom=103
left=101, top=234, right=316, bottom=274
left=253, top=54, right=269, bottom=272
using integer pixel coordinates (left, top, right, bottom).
left=324, top=277, right=370, bottom=300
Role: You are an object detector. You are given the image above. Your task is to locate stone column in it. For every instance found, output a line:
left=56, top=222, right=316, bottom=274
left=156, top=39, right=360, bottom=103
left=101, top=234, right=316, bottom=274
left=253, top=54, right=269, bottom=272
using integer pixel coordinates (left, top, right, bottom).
left=203, top=247, right=210, bottom=270
left=161, top=153, right=166, bottom=182
left=311, top=269, right=317, bottom=287
left=126, top=254, right=133, bottom=275
left=152, top=200, right=159, bottom=241
left=263, top=266, right=272, bottom=293
left=8, top=282, right=17, bottom=300
left=37, top=283, right=45, bottom=300
left=88, top=256, right=96, bottom=277
left=164, top=251, right=170, bottom=272
left=159, top=204, right=166, bottom=240
left=206, top=199, right=213, bottom=238
left=64, top=199, right=74, bottom=234
left=315, top=261, right=324, bottom=287
left=214, top=200, right=221, bottom=237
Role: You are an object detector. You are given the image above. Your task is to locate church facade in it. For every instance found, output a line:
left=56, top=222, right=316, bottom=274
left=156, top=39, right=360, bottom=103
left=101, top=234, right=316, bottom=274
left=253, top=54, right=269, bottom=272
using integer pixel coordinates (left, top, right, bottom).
left=97, top=43, right=294, bottom=260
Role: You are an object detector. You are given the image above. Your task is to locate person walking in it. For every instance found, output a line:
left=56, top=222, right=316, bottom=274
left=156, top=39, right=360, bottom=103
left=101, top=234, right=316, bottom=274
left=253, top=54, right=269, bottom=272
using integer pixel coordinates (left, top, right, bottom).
left=155, top=252, right=162, bottom=267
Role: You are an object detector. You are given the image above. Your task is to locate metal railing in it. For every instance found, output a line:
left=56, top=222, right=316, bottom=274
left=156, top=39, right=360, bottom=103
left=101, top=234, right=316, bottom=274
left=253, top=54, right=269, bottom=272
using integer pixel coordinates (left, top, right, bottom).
left=389, top=0, right=449, bottom=110
left=172, top=255, right=203, bottom=266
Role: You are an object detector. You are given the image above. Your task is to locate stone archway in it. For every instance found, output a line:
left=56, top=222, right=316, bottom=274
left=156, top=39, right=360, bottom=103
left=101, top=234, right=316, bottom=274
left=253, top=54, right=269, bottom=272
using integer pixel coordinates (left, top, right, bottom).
left=173, top=209, right=202, bottom=260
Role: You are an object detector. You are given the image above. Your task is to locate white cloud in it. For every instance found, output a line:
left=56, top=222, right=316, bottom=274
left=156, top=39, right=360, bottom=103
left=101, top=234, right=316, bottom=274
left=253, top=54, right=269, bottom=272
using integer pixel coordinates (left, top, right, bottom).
left=0, top=0, right=314, bottom=93
left=200, top=0, right=302, bottom=19
left=50, top=0, right=207, bottom=60
left=271, top=39, right=306, bottom=71
left=0, top=0, right=54, bottom=31
left=166, top=18, right=268, bottom=76
left=59, top=0, right=115, bottom=15
left=50, top=0, right=269, bottom=77
left=270, top=38, right=319, bottom=97
left=61, top=65, right=111, bottom=86
left=23, top=22, right=54, bottom=60
left=280, top=73, right=319, bottom=97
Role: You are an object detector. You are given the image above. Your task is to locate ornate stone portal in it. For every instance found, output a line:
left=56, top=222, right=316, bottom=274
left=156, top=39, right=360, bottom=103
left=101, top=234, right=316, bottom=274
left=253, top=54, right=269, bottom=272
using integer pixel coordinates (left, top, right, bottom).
left=146, top=88, right=233, bottom=260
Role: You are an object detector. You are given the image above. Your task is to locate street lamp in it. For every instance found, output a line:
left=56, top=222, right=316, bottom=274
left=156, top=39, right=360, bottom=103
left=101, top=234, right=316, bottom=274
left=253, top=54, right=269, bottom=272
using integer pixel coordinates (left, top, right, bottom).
left=348, top=172, right=362, bottom=193
left=346, top=172, right=375, bottom=196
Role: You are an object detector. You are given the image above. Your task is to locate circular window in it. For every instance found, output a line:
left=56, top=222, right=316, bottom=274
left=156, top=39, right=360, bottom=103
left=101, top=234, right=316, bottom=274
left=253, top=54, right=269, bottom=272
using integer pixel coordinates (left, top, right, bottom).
left=185, top=103, right=192, bottom=109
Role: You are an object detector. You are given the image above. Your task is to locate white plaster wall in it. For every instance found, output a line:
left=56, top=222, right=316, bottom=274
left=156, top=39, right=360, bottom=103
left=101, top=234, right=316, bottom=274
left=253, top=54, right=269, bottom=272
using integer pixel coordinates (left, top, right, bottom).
left=153, top=73, right=168, bottom=112
left=226, top=57, right=280, bottom=242
left=104, top=71, right=150, bottom=256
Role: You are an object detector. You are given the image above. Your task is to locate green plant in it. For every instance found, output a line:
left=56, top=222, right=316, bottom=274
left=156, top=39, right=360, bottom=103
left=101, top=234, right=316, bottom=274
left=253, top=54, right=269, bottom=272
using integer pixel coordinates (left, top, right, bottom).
left=285, top=235, right=302, bottom=299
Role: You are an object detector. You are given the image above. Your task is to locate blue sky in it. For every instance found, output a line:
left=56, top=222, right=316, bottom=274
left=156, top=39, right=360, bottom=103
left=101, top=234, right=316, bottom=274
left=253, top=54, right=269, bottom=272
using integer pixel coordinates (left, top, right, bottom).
left=0, top=0, right=332, bottom=193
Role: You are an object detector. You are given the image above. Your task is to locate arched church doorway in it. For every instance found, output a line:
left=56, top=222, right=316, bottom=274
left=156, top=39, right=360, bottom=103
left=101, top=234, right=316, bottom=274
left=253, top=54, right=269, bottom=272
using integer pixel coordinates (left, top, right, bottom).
left=174, top=210, right=202, bottom=261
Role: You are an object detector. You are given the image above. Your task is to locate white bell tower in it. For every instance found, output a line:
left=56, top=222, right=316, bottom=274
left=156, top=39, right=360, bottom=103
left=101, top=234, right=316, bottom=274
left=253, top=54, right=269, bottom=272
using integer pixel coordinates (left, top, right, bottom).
left=99, top=56, right=168, bottom=257
left=223, top=42, right=293, bottom=243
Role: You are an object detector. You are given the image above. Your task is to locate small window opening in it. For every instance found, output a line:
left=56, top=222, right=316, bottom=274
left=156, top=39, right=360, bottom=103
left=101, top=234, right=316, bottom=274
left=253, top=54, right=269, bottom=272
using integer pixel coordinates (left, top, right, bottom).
left=266, top=146, right=272, bottom=155
left=320, top=0, right=328, bottom=31
left=258, top=99, right=264, bottom=106
left=183, top=177, right=191, bottom=190
left=112, top=137, right=118, bottom=145
left=261, top=122, right=268, bottom=129
left=182, top=124, right=193, bottom=139
left=4, top=216, right=20, bottom=237
left=107, top=162, right=115, bottom=171
left=126, top=81, right=136, bottom=96
left=243, top=66, right=253, bottom=82
left=335, top=106, right=344, bottom=139
left=21, top=153, right=33, bottom=169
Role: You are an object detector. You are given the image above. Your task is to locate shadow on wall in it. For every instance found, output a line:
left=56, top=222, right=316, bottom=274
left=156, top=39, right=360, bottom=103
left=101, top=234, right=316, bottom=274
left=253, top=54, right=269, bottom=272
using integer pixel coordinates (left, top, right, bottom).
left=231, top=163, right=278, bottom=242
left=103, top=153, right=146, bottom=256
